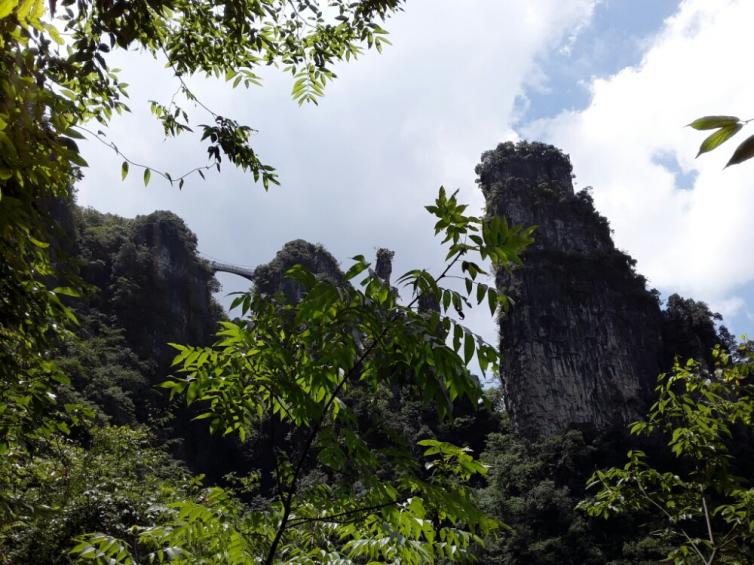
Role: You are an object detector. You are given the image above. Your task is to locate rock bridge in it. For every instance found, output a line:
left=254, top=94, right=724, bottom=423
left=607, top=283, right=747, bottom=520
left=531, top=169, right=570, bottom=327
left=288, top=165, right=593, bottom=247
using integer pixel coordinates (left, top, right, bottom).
left=201, top=255, right=255, bottom=282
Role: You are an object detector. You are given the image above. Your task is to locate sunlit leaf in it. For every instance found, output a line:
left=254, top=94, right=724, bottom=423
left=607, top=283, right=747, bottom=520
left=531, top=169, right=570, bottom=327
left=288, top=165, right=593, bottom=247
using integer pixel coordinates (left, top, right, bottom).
left=688, top=115, right=739, bottom=130
left=696, top=123, right=743, bottom=157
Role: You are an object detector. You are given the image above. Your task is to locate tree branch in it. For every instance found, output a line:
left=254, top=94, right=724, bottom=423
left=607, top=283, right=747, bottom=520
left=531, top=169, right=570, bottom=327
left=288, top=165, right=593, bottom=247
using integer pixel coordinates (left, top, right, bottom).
left=634, top=478, right=709, bottom=564
left=263, top=250, right=467, bottom=563
left=160, top=46, right=219, bottom=119
left=286, top=495, right=409, bottom=529
left=75, top=125, right=215, bottom=186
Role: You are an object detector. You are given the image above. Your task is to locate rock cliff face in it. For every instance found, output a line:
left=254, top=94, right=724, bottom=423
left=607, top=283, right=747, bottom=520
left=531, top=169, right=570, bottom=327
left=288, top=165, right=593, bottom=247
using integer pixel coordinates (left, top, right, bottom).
left=70, top=207, right=247, bottom=478
left=478, top=142, right=719, bottom=439
left=252, top=239, right=344, bottom=301
left=76, top=209, right=221, bottom=371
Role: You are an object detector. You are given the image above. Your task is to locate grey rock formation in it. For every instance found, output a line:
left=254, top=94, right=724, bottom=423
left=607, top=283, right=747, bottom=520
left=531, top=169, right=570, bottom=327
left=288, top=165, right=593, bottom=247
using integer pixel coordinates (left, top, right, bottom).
left=479, top=142, right=668, bottom=439
left=252, top=239, right=344, bottom=302
left=375, top=248, right=395, bottom=285
left=111, top=210, right=221, bottom=370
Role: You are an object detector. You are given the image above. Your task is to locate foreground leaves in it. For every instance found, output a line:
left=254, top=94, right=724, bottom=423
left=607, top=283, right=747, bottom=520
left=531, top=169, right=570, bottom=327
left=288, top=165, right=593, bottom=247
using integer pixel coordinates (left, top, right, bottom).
left=71, top=188, right=533, bottom=563
left=580, top=345, right=754, bottom=564
left=689, top=115, right=754, bottom=167
left=0, top=0, right=404, bottom=534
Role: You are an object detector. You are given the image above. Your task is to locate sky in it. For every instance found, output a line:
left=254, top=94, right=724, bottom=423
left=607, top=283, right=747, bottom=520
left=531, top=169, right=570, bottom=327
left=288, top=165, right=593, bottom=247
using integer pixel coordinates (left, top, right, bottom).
left=76, top=0, right=754, bottom=357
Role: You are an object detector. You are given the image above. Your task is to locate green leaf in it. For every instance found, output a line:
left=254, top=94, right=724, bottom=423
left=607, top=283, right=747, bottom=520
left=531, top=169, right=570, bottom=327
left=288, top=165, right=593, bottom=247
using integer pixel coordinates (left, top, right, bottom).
left=63, top=127, right=85, bottom=139
left=285, top=264, right=316, bottom=289
left=69, top=152, right=88, bottom=167
left=0, top=0, right=19, bottom=20
left=143, top=168, right=151, bottom=186
left=344, top=258, right=369, bottom=280
left=53, top=286, right=80, bottom=297
left=29, top=236, right=49, bottom=248
left=688, top=115, right=740, bottom=130
left=725, top=134, right=754, bottom=168
left=121, top=161, right=129, bottom=180
left=476, top=283, right=486, bottom=305
left=453, top=323, right=462, bottom=352
left=696, top=123, right=743, bottom=157
left=487, top=287, right=497, bottom=316
left=463, top=332, right=474, bottom=364
left=442, top=289, right=451, bottom=312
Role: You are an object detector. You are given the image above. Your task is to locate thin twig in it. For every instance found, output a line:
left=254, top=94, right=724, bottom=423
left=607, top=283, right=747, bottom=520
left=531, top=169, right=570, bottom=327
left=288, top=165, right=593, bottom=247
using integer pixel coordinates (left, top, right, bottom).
left=701, top=494, right=717, bottom=564
left=160, top=46, right=218, bottom=118
left=634, top=478, right=709, bottom=564
left=287, top=0, right=317, bottom=34
left=702, top=494, right=715, bottom=545
left=75, top=125, right=215, bottom=185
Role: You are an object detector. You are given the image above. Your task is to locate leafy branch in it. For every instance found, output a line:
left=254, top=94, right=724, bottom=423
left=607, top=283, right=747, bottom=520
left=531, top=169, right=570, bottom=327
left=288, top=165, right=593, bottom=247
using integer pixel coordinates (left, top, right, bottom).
left=689, top=115, right=754, bottom=167
left=74, top=125, right=215, bottom=189
left=262, top=242, right=470, bottom=561
left=580, top=346, right=754, bottom=563
left=147, top=186, right=528, bottom=562
left=285, top=495, right=411, bottom=528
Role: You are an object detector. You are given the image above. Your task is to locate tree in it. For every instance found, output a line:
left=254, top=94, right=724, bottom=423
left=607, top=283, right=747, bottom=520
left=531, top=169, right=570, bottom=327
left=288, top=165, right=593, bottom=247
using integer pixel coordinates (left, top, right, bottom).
left=477, top=415, right=671, bottom=564
left=67, top=187, right=535, bottom=563
left=2, top=5, right=540, bottom=562
left=0, top=0, right=404, bottom=523
left=0, top=426, right=192, bottom=565
left=1, top=0, right=403, bottom=189
left=580, top=345, right=754, bottom=564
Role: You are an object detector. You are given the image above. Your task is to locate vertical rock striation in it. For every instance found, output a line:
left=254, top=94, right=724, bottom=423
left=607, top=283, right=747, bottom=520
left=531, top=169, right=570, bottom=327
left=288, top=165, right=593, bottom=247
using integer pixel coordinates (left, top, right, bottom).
left=479, top=142, right=667, bottom=439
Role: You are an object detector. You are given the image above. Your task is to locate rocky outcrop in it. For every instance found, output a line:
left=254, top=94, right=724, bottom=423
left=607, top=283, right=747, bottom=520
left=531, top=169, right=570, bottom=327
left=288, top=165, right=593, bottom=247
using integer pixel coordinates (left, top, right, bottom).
left=479, top=142, right=719, bottom=439
left=74, top=208, right=222, bottom=372
left=252, top=239, right=344, bottom=301
left=70, top=207, right=245, bottom=478
left=374, top=248, right=395, bottom=284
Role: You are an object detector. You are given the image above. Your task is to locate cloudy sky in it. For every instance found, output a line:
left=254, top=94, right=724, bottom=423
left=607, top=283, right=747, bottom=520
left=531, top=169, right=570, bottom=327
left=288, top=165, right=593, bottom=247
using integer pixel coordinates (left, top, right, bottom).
left=76, top=0, right=754, bottom=350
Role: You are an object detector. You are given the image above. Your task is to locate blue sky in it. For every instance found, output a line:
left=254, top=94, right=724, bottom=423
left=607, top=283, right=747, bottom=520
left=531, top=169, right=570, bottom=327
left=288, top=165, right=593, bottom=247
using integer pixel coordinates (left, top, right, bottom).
left=518, top=0, right=754, bottom=340
left=524, top=0, right=754, bottom=340
left=76, top=0, right=754, bottom=351
left=521, top=0, right=681, bottom=122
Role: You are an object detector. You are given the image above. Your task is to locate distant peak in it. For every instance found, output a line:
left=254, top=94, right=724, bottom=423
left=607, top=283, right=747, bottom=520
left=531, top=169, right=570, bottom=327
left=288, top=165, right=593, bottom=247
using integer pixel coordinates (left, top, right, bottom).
left=476, top=141, right=574, bottom=196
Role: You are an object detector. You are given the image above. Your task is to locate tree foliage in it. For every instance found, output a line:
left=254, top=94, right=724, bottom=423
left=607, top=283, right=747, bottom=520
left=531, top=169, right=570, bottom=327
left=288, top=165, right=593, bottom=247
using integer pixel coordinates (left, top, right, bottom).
left=0, top=0, right=405, bottom=529
left=581, top=345, right=754, bottom=564
left=68, top=187, right=534, bottom=563
left=1, top=0, right=404, bottom=190
left=1, top=426, right=192, bottom=565
left=476, top=403, right=670, bottom=565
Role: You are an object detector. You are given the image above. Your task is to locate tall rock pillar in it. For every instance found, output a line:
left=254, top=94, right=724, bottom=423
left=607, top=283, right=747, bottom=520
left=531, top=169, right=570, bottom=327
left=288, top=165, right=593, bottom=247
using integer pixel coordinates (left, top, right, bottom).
left=478, top=142, right=664, bottom=439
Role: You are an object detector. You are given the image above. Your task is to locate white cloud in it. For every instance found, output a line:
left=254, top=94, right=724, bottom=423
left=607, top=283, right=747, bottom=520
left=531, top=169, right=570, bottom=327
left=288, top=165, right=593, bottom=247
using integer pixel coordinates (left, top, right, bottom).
left=526, top=0, right=754, bottom=325
left=75, top=0, right=597, bottom=355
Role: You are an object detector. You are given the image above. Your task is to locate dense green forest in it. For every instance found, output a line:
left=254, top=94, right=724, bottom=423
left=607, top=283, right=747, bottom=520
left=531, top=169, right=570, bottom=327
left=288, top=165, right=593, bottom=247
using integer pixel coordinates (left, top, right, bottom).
left=2, top=1, right=754, bottom=564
